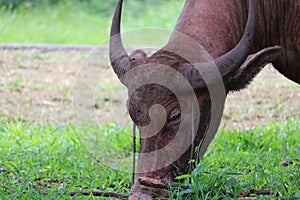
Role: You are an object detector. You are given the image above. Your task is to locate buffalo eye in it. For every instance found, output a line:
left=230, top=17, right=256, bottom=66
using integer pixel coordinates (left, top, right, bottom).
left=168, top=108, right=181, bottom=122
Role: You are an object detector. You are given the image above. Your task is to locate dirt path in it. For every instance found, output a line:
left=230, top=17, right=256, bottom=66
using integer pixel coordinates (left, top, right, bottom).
left=0, top=48, right=299, bottom=130
left=0, top=44, right=98, bottom=52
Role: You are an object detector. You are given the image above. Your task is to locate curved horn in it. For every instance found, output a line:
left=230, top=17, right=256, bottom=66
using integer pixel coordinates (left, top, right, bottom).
left=214, top=0, right=255, bottom=78
left=178, top=0, right=255, bottom=90
left=110, top=0, right=130, bottom=80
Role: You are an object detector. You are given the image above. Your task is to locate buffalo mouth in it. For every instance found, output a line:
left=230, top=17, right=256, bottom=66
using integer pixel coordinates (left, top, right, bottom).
left=129, top=177, right=191, bottom=199
left=129, top=177, right=169, bottom=199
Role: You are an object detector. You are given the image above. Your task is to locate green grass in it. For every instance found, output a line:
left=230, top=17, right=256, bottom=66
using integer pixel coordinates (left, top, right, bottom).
left=0, top=77, right=24, bottom=92
left=0, top=118, right=299, bottom=199
left=0, top=122, right=132, bottom=199
left=0, top=1, right=184, bottom=44
left=179, top=118, right=300, bottom=199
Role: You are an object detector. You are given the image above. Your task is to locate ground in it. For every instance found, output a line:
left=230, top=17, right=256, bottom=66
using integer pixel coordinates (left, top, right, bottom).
left=0, top=49, right=299, bottom=130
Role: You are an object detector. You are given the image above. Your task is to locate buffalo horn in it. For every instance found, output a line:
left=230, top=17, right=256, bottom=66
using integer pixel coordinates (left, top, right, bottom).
left=109, top=0, right=131, bottom=80
left=214, top=0, right=256, bottom=78
left=179, top=0, right=256, bottom=89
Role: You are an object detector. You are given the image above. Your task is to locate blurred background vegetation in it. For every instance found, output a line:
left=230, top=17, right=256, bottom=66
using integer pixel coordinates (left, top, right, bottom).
left=0, top=0, right=184, bottom=44
left=0, top=0, right=175, bottom=15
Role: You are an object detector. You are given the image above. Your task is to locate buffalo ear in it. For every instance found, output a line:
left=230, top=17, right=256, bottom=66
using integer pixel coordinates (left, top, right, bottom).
left=130, top=49, right=147, bottom=60
left=225, top=46, right=281, bottom=91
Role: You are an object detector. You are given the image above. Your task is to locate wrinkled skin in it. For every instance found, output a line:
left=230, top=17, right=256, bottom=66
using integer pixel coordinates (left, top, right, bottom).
left=109, top=0, right=300, bottom=199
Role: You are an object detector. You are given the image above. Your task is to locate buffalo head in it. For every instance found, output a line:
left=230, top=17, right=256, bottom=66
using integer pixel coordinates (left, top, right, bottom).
left=109, top=0, right=280, bottom=198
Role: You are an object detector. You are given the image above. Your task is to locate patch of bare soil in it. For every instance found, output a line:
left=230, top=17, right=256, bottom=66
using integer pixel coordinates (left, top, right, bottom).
left=0, top=49, right=299, bottom=130
left=223, top=64, right=299, bottom=130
